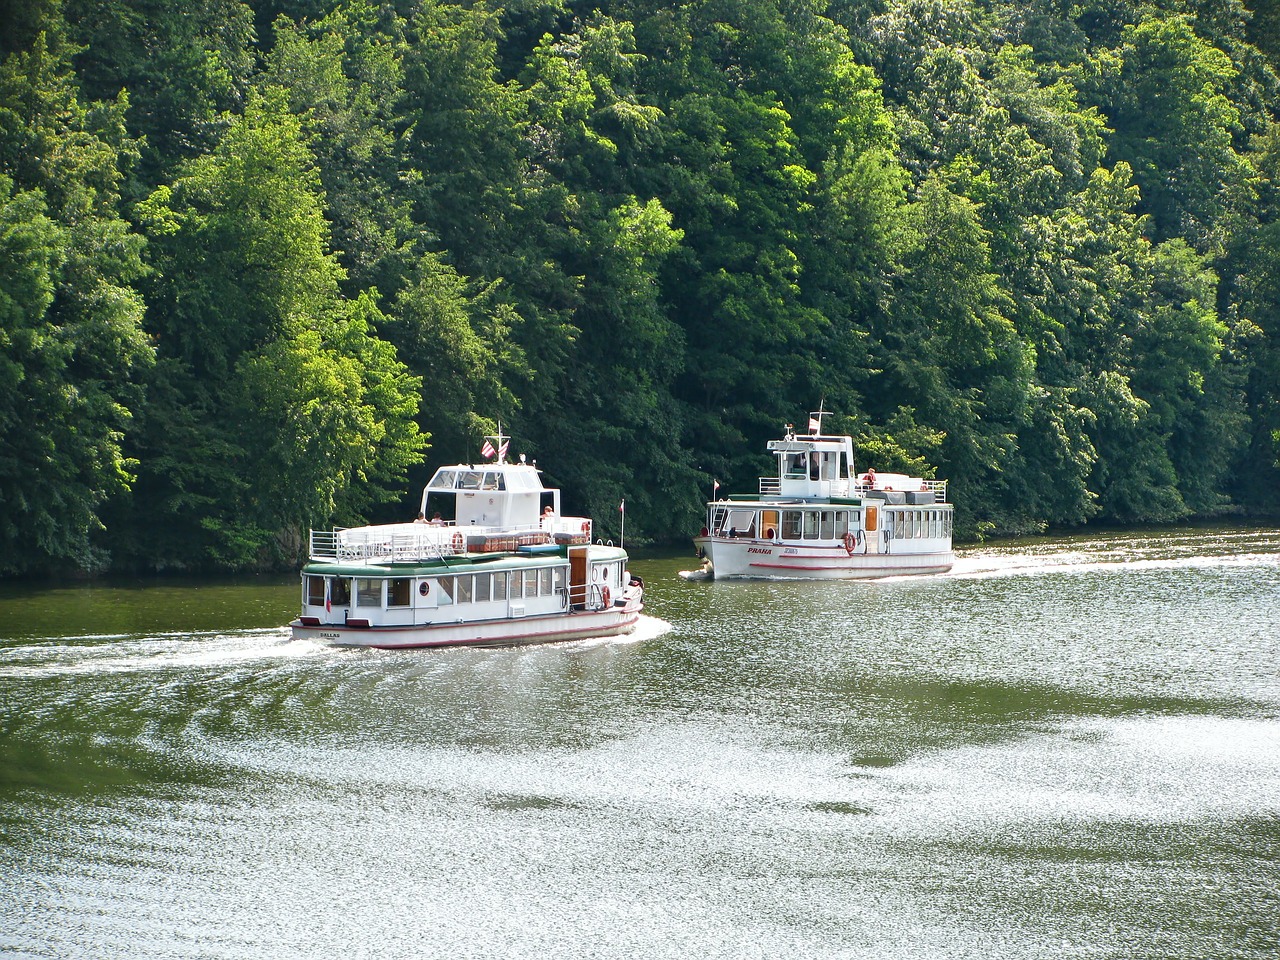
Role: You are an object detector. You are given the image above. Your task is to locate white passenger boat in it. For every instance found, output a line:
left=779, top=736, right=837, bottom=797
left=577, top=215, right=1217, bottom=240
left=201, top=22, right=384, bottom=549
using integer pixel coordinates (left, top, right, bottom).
left=692, top=411, right=954, bottom=579
left=290, top=430, right=643, bottom=648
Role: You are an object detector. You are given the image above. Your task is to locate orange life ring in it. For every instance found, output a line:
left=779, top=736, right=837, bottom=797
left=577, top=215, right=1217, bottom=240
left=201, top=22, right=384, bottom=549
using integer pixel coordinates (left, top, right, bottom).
left=451, top=531, right=464, bottom=550
left=601, top=586, right=612, bottom=607
left=581, top=520, right=590, bottom=534
left=843, top=531, right=856, bottom=555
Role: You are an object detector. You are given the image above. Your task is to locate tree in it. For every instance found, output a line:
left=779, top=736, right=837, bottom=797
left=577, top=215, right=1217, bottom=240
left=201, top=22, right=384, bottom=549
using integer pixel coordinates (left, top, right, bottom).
left=131, top=91, right=423, bottom=568
left=0, top=32, right=152, bottom=574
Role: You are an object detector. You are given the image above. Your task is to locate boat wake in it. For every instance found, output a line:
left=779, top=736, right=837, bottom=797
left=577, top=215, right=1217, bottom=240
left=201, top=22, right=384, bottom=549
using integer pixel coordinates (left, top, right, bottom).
left=536, top=613, right=673, bottom=651
left=952, top=529, right=1280, bottom=583
left=0, top=627, right=328, bottom=679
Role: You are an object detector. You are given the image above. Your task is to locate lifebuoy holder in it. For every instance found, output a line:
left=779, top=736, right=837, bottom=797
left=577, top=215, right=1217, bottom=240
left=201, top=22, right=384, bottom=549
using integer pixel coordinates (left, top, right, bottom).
left=451, top=531, right=464, bottom=551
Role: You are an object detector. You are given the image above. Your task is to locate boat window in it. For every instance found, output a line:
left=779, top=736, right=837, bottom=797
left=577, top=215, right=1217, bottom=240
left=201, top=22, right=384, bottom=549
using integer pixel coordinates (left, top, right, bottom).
left=725, top=508, right=756, bottom=537
left=438, top=576, right=455, bottom=603
left=482, top=472, right=501, bottom=490
left=803, top=511, right=819, bottom=539
left=820, top=511, right=835, bottom=539
left=524, top=569, right=539, bottom=597
left=540, top=567, right=553, bottom=594
left=388, top=579, right=411, bottom=607
left=457, top=575, right=473, bottom=603
left=429, top=469, right=458, bottom=489
left=852, top=510, right=861, bottom=525
left=784, top=453, right=808, bottom=479
left=782, top=511, right=802, bottom=539
left=945, top=512, right=953, bottom=536
left=306, top=576, right=325, bottom=606
left=835, top=511, right=848, bottom=537
left=475, top=573, right=491, bottom=603
left=553, top=567, right=566, bottom=594
left=895, top=513, right=906, bottom=539
left=331, top=577, right=351, bottom=606
left=493, top=572, right=508, bottom=601
left=357, top=578, right=383, bottom=607
left=458, top=471, right=483, bottom=490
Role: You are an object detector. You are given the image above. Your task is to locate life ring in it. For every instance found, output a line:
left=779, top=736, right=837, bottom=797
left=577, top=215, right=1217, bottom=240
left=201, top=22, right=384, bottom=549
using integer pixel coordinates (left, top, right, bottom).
left=601, top=586, right=612, bottom=608
left=843, top=531, right=856, bottom=555
left=451, top=531, right=464, bottom=550
left=581, top=520, right=590, bottom=534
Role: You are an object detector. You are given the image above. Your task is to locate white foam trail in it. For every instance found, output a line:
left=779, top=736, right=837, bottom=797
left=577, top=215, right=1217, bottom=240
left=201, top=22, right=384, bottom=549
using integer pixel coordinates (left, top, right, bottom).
left=0, top=628, right=328, bottom=678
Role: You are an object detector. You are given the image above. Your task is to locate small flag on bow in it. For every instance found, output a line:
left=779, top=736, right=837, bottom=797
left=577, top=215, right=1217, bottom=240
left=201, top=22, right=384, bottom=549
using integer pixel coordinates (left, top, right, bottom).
left=481, top=439, right=496, bottom=459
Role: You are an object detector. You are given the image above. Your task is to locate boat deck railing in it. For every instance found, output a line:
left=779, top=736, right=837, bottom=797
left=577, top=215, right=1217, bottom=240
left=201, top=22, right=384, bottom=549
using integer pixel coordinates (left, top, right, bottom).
left=309, top=528, right=460, bottom=563
left=309, top=514, right=598, bottom=563
left=852, top=479, right=949, bottom=502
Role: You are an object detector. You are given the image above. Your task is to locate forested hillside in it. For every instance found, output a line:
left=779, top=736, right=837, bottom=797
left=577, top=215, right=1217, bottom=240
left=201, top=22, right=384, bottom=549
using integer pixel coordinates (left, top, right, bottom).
left=2, top=0, right=1278, bottom=574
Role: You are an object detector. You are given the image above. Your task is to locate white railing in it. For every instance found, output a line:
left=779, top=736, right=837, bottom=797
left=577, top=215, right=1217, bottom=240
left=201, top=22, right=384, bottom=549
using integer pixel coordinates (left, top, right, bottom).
left=759, top=477, right=781, bottom=495
left=308, top=528, right=459, bottom=563
left=852, top=479, right=949, bottom=502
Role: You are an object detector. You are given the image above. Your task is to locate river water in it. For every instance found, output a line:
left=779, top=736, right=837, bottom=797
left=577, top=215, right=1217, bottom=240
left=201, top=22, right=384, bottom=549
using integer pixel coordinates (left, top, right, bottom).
left=1, top=527, right=1278, bottom=959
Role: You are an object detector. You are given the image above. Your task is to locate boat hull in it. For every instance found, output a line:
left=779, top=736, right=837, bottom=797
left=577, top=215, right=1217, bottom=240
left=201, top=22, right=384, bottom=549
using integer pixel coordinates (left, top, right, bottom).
left=694, top=536, right=952, bottom=580
left=291, top=602, right=642, bottom=649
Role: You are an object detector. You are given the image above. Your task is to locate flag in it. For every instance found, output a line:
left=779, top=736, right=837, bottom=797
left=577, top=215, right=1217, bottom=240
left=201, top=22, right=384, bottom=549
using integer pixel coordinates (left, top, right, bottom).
left=808, top=416, right=820, bottom=433
left=481, top=439, right=496, bottom=459
left=619, top=499, right=625, bottom=513
left=324, top=578, right=331, bottom=612
left=498, top=440, right=509, bottom=460
left=713, top=479, right=720, bottom=495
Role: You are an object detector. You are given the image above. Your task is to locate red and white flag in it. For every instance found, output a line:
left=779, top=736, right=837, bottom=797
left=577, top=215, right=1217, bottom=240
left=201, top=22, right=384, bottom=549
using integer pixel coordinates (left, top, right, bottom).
left=713, top=479, right=720, bottom=495
left=324, top=578, right=331, bottom=612
left=481, top=439, right=496, bottom=459
left=808, top=416, right=820, bottom=433
left=498, top=440, right=509, bottom=460
left=619, top=499, right=625, bottom=513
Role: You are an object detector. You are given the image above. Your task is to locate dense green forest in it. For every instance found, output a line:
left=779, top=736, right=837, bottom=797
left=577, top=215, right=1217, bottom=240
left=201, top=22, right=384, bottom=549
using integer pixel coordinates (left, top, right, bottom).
left=2, top=0, right=1279, bottom=574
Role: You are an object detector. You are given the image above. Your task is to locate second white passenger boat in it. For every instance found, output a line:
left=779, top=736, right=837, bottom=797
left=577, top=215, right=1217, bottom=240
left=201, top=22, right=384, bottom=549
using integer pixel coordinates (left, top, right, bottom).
left=291, top=430, right=643, bottom=648
left=692, top=412, right=954, bottom=579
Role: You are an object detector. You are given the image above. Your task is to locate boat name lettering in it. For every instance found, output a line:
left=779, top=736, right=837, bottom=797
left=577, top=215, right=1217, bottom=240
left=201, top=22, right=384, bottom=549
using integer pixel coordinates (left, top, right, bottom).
left=747, top=547, right=772, bottom=555
left=319, top=632, right=341, bottom=640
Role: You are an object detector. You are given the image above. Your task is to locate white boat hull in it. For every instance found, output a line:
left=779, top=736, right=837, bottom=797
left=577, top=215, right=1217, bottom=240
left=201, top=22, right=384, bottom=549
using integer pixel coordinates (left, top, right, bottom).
left=291, top=599, right=642, bottom=649
left=694, top=536, right=952, bottom=580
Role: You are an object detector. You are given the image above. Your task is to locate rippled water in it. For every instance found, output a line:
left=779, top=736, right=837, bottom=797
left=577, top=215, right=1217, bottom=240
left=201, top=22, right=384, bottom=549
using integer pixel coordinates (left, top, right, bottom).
left=2, top=527, right=1278, bottom=959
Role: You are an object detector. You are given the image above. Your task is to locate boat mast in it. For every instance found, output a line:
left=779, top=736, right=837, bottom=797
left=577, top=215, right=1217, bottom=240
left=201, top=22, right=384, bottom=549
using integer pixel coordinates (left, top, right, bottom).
left=481, top=422, right=510, bottom=463
left=809, top=400, right=829, bottom=436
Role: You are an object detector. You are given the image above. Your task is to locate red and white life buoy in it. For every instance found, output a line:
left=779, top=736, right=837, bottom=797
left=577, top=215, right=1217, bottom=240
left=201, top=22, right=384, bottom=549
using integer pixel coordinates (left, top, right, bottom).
left=843, top=531, right=856, bottom=555
left=451, top=531, right=464, bottom=550
left=601, top=586, right=612, bottom=608
left=581, top=520, right=590, bottom=535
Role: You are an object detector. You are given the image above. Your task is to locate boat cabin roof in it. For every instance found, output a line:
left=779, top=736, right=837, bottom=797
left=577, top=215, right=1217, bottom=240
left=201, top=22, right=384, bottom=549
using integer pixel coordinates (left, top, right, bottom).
left=426, top=462, right=545, bottom=494
left=303, top=543, right=628, bottom=578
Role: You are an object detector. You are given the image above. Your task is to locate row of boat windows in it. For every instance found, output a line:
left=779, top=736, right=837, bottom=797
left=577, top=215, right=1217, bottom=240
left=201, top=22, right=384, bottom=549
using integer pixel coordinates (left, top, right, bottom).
left=428, top=467, right=541, bottom=492
left=713, top=506, right=953, bottom=540
left=714, top=508, right=861, bottom=540
left=308, top=568, right=569, bottom=608
left=891, top=510, right=953, bottom=539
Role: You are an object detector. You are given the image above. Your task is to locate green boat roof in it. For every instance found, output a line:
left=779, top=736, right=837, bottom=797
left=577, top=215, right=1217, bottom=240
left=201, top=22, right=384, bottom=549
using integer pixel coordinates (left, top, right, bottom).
left=302, top=544, right=628, bottom=577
